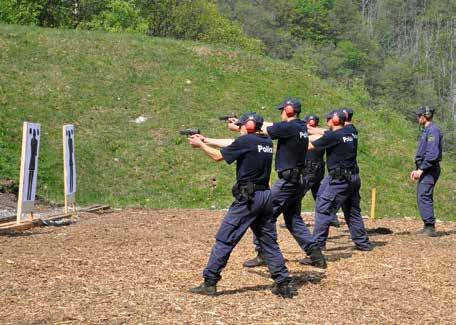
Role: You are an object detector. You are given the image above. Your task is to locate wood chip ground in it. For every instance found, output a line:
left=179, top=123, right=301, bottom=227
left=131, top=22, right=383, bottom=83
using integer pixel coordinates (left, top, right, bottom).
left=1, top=209, right=455, bottom=324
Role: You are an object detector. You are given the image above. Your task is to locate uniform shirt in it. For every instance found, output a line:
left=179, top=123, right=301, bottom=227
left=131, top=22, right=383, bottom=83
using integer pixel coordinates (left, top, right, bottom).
left=221, top=134, right=273, bottom=185
left=305, top=146, right=324, bottom=164
left=266, top=119, right=308, bottom=172
left=345, top=123, right=358, bottom=141
left=312, top=127, right=357, bottom=171
left=415, top=123, right=443, bottom=171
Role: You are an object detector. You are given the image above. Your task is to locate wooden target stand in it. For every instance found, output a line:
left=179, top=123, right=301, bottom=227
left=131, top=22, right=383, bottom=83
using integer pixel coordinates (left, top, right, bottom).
left=16, top=122, right=40, bottom=224
left=63, top=124, right=77, bottom=214
left=0, top=123, right=110, bottom=234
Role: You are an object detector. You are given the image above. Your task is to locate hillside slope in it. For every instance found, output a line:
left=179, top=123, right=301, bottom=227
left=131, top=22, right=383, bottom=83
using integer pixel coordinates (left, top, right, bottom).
left=0, top=24, right=454, bottom=219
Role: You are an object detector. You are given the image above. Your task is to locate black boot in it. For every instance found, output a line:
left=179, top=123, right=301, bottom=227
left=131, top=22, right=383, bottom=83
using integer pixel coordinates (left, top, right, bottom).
left=189, top=278, right=217, bottom=296
left=271, top=278, right=297, bottom=298
left=299, top=245, right=327, bottom=269
left=355, top=242, right=374, bottom=251
left=243, top=252, right=266, bottom=268
left=418, top=224, right=437, bottom=237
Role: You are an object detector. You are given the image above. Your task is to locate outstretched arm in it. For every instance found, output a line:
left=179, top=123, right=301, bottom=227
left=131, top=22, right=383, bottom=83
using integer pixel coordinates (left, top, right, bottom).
left=192, top=134, right=234, bottom=148
left=188, top=135, right=224, bottom=161
left=204, top=138, right=235, bottom=148
left=260, top=121, right=273, bottom=134
left=307, top=126, right=327, bottom=136
left=308, top=134, right=323, bottom=150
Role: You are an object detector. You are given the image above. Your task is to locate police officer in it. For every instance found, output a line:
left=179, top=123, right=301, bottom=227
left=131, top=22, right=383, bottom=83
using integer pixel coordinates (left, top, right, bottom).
left=410, top=106, right=443, bottom=237
left=187, top=112, right=296, bottom=298
left=240, top=99, right=326, bottom=269
left=308, top=110, right=373, bottom=251
left=302, top=114, right=340, bottom=228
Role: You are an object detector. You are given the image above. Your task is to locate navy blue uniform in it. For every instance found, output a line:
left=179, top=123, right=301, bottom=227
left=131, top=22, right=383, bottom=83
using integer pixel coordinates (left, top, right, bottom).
left=252, top=119, right=318, bottom=254
left=311, top=127, right=371, bottom=249
left=345, top=124, right=358, bottom=147
left=415, top=123, right=443, bottom=225
left=303, top=146, right=325, bottom=200
left=203, top=134, right=289, bottom=284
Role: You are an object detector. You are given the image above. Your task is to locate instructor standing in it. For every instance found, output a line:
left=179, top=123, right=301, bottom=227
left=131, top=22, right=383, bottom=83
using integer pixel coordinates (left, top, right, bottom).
left=410, top=106, right=443, bottom=237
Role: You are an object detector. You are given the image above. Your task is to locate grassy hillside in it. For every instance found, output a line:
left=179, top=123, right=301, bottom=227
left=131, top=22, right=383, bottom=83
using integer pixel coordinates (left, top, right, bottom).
left=0, top=24, right=455, bottom=219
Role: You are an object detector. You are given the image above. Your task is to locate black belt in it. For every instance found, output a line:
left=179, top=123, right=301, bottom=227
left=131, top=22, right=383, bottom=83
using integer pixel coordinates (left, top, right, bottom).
left=329, top=167, right=357, bottom=179
left=304, top=161, right=324, bottom=173
left=415, top=160, right=440, bottom=170
left=278, top=168, right=305, bottom=184
left=232, top=181, right=269, bottom=202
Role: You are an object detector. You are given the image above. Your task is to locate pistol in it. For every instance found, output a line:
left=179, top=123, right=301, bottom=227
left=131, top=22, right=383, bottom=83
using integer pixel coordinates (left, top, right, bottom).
left=179, top=128, right=201, bottom=136
left=219, top=113, right=237, bottom=121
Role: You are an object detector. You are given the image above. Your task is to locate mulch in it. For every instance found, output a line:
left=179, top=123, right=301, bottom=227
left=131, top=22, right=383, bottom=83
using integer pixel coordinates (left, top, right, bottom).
left=1, top=209, right=455, bottom=324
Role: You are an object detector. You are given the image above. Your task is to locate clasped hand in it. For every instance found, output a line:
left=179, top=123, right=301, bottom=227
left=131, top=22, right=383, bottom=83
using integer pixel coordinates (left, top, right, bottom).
left=410, top=169, right=423, bottom=181
left=188, top=134, right=205, bottom=148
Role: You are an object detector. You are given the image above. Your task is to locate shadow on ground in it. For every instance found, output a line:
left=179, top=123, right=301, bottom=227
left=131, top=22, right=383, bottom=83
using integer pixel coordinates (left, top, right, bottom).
left=219, top=270, right=326, bottom=296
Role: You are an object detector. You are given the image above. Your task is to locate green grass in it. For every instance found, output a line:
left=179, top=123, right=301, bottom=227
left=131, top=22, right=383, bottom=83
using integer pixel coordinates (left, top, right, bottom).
left=0, top=24, right=455, bottom=219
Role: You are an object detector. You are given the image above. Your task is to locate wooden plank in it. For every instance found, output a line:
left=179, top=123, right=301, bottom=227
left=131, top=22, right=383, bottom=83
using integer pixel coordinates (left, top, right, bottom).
left=63, top=125, right=68, bottom=213
left=0, top=221, right=35, bottom=234
left=370, top=187, right=377, bottom=220
left=16, top=122, right=28, bottom=224
left=84, top=205, right=111, bottom=213
left=0, top=215, right=17, bottom=224
left=0, top=205, right=112, bottom=234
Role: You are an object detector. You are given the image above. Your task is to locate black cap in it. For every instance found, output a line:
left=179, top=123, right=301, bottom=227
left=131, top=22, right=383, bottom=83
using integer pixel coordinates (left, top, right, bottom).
left=341, top=107, right=354, bottom=121
left=276, top=98, right=301, bottom=114
left=325, top=110, right=346, bottom=122
left=325, top=110, right=335, bottom=120
left=304, top=114, right=320, bottom=123
left=235, top=112, right=264, bottom=130
left=416, top=106, right=435, bottom=117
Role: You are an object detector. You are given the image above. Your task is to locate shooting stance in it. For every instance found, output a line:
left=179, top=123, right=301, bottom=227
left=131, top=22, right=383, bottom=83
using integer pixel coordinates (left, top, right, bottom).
left=306, top=110, right=373, bottom=252
left=298, top=114, right=339, bottom=228
left=240, top=99, right=326, bottom=269
left=187, top=112, right=296, bottom=298
left=411, top=106, right=443, bottom=237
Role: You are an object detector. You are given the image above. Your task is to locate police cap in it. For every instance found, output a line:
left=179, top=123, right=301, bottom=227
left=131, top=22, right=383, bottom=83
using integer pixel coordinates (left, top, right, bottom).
left=235, top=112, right=264, bottom=130
left=276, top=98, right=302, bottom=114
left=325, top=110, right=346, bottom=122
left=341, top=107, right=354, bottom=121
left=304, top=114, right=320, bottom=123
left=416, top=106, right=435, bottom=117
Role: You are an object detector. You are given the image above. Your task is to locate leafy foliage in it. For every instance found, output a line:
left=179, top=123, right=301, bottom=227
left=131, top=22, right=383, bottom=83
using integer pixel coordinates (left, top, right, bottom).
left=79, top=0, right=148, bottom=32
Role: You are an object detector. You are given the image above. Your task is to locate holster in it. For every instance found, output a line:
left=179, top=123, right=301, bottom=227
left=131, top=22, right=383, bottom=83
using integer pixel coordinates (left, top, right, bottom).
left=304, top=161, right=324, bottom=175
left=232, top=181, right=268, bottom=202
left=329, top=167, right=356, bottom=181
left=278, top=168, right=305, bottom=185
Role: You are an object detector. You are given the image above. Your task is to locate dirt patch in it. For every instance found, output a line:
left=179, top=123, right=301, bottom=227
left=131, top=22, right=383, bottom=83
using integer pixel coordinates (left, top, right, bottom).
left=0, top=192, right=16, bottom=209
left=0, top=194, right=16, bottom=219
left=0, top=209, right=455, bottom=324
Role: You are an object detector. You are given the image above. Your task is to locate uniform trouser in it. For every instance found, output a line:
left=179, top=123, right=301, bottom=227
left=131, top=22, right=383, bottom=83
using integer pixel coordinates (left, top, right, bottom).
left=417, top=166, right=440, bottom=225
left=252, top=178, right=317, bottom=255
left=203, top=190, right=289, bottom=284
left=313, top=174, right=370, bottom=249
left=304, top=172, right=338, bottom=223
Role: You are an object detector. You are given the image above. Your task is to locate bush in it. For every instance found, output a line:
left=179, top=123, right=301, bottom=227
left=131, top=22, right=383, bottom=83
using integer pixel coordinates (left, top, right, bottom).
left=79, top=0, right=148, bottom=33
